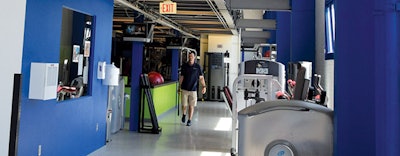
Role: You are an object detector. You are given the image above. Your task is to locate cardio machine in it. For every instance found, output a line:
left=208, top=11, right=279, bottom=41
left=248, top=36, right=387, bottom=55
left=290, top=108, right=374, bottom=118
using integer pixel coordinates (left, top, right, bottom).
left=228, top=59, right=286, bottom=155
left=237, top=100, right=333, bottom=156
left=228, top=61, right=332, bottom=156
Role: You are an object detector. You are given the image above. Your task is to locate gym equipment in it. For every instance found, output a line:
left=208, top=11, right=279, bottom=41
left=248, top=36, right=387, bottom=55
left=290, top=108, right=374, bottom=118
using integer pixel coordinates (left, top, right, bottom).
left=292, top=66, right=309, bottom=100
left=287, top=61, right=312, bottom=81
left=230, top=74, right=284, bottom=155
left=239, top=59, right=286, bottom=91
left=222, top=86, right=233, bottom=114
left=57, top=76, right=84, bottom=101
left=238, top=100, right=333, bottom=156
left=205, top=52, right=226, bottom=101
left=139, top=74, right=162, bottom=134
left=148, top=71, right=164, bottom=86
left=307, top=74, right=327, bottom=105
left=287, top=62, right=328, bottom=105
left=277, top=63, right=312, bottom=101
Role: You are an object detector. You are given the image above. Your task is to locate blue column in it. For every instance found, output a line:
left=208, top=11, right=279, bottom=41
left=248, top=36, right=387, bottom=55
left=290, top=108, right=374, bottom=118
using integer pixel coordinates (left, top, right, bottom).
left=276, top=12, right=291, bottom=66
left=171, top=49, right=179, bottom=81
left=291, top=0, right=315, bottom=65
left=264, top=11, right=277, bottom=44
left=129, top=41, right=144, bottom=131
left=374, top=0, right=399, bottom=155
left=262, top=11, right=277, bottom=56
left=335, top=0, right=376, bottom=155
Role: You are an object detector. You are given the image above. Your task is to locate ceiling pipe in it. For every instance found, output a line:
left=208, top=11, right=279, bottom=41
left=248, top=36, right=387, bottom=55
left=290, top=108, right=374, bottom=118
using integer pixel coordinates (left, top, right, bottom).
left=213, top=0, right=238, bottom=35
left=206, top=0, right=228, bottom=29
left=114, top=0, right=199, bottom=40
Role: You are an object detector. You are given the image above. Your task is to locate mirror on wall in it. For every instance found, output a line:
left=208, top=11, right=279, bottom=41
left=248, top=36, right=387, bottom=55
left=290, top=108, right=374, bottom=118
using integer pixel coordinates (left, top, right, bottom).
left=57, top=7, right=93, bottom=101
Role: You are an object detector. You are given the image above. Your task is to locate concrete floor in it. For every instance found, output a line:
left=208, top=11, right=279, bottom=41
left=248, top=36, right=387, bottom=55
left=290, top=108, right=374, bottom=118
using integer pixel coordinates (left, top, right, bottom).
left=89, top=101, right=232, bottom=156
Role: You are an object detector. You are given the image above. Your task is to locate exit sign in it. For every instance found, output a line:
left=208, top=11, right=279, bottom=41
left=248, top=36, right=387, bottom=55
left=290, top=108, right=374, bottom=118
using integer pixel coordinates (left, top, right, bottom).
left=159, top=0, right=177, bottom=14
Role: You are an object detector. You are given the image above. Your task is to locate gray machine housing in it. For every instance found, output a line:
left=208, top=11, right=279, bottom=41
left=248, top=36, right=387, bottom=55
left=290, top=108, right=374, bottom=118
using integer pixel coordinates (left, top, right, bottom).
left=205, top=52, right=225, bottom=101
left=238, top=100, right=333, bottom=156
left=239, top=59, right=285, bottom=91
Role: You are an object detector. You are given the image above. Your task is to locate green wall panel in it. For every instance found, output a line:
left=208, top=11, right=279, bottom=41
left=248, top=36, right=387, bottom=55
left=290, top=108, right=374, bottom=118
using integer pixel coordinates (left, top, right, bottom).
left=142, top=82, right=179, bottom=118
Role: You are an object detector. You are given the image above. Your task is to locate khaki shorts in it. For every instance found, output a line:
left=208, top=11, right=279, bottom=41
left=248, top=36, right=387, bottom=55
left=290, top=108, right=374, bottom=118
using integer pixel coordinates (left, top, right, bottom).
left=181, top=89, right=198, bottom=107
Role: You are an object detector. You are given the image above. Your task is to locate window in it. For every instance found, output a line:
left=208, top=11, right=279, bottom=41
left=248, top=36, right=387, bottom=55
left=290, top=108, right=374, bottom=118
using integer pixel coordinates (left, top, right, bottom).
left=57, top=8, right=94, bottom=101
left=325, top=1, right=335, bottom=59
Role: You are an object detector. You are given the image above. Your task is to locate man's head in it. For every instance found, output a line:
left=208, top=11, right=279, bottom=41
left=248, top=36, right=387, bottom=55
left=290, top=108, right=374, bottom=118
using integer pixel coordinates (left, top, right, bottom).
left=188, top=51, right=196, bottom=65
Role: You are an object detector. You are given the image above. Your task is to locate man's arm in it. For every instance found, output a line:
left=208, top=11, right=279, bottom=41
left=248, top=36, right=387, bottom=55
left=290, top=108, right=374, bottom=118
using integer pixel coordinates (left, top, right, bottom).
left=199, top=75, right=206, bottom=88
left=178, top=75, right=184, bottom=92
left=199, top=75, right=206, bottom=94
left=179, top=75, right=184, bottom=86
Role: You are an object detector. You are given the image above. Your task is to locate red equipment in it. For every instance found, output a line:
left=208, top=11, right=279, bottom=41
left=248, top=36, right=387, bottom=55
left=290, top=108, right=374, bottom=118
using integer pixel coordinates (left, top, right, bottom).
left=148, top=71, right=164, bottom=86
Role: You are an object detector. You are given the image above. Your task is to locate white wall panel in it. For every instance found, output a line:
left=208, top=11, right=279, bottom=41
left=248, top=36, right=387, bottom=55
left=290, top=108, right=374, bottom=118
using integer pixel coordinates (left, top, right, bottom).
left=0, top=0, right=26, bottom=155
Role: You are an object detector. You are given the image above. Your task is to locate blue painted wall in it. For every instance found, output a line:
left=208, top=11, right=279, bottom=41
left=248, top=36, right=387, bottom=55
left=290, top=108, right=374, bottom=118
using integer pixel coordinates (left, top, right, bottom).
left=19, top=0, right=113, bottom=155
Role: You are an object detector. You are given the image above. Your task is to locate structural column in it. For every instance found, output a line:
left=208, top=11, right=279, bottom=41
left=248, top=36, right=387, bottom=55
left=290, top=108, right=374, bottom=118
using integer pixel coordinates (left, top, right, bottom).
left=334, top=0, right=394, bottom=155
left=170, top=49, right=179, bottom=81
left=262, top=11, right=277, bottom=57
left=373, top=0, right=399, bottom=155
left=276, top=12, right=291, bottom=65
left=290, top=0, right=315, bottom=64
left=129, top=41, right=144, bottom=131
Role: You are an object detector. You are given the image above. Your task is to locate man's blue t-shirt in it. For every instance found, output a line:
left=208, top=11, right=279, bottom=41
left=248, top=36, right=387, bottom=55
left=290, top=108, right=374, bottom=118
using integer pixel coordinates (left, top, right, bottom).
left=180, top=62, right=203, bottom=91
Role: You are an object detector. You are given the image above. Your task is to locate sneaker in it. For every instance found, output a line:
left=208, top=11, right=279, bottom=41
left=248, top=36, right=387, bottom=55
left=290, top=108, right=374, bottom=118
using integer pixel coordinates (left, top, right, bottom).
left=181, top=115, right=186, bottom=124
left=186, top=120, right=192, bottom=126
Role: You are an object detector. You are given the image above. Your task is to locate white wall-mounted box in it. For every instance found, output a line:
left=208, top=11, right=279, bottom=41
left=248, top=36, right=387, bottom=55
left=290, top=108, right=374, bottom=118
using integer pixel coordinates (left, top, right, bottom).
left=29, top=63, right=59, bottom=100
left=97, top=61, right=106, bottom=79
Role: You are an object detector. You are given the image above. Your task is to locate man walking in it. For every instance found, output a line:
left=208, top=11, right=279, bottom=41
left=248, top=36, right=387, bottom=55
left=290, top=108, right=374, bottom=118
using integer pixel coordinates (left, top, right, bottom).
left=179, top=51, right=207, bottom=126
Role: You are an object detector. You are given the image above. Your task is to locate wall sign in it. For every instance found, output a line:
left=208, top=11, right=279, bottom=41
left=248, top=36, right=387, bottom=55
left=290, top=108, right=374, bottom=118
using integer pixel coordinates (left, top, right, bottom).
left=159, top=0, right=177, bottom=14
